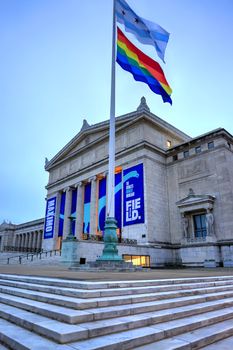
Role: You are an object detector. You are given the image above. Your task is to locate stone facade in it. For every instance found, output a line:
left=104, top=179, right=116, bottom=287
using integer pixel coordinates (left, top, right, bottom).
left=2, top=97, right=233, bottom=267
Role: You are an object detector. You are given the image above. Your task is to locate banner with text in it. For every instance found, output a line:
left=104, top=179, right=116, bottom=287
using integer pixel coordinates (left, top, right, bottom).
left=98, top=177, right=106, bottom=233
left=83, top=183, right=91, bottom=235
left=70, top=188, right=77, bottom=235
left=115, top=172, right=122, bottom=230
left=123, top=163, right=144, bottom=226
left=44, top=197, right=56, bottom=239
left=58, top=192, right=66, bottom=237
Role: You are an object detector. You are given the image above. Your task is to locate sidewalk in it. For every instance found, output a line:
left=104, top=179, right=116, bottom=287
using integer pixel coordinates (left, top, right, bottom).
left=1, top=264, right=233, bottom=281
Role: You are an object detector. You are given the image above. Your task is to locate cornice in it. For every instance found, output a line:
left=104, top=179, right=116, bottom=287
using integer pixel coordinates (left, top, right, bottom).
left=45, top=105, right=191, bottom=171
left=167, top=128, right=233, bottom=155
left=45, top=140, right=166, bottom=190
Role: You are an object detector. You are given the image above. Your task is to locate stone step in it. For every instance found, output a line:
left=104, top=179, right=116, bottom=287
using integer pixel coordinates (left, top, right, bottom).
left=0, top=318, right=73, bottom=350
left=201, top=335, right=233, bottom=349
left=1, top=296, right=233, bottom=344
left=0, top=292, right=94, bottom=324
left=1, top=289, right=233, bottom=325
left=1, top=283, right=233, bottom=310
left=1, top=273, right=233, bottom=290
left=0, top=299, right=233, bottom=342
left=56, top=316, right=233, bottom=350
left=1, top=274, right=233, bottom=349
left=134, top=319, right=233, bottom=349
left=1, top=277, right=233, bottom=299
left=0, top=303, right=89, bottom=343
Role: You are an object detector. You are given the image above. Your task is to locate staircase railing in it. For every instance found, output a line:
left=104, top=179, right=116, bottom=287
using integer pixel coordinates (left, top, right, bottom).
left=6, top=249, right=61, bottom=265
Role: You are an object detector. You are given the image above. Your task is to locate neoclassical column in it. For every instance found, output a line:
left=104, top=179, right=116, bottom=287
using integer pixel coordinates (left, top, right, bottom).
left=31, top=232, right=36, bottom=252
left=90, top=176, right=98, bottom=237
left=63, top=187, right=73, bottom=239
left=75, top=182, right=84, bottom=239
left=53, top=191, right=61, bottom=239
left=27, top=233, right=30, bottom=251
left=12, top=234, right=17, bottom=250
left=28, top=232, right=33, bottom=252
left=18, top=235, right=20, bottom=251
left=34, top=231, right=38, bottom=251
left=22, top=233, right=26, bottom=251
left=39, top=230, right=43, bottom=250
left=36, top=231, right=42, bottom=251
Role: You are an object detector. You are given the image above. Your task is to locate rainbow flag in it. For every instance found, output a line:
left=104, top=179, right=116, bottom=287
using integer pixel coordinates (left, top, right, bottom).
left=117, top=27, right=172, bottom=104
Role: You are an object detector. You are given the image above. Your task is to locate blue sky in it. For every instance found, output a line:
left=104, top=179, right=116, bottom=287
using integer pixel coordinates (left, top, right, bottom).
left=1, top=0, right=233, bottom=224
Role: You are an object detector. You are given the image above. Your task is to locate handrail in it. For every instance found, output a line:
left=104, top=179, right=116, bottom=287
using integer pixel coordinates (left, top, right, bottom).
left=6, top=249, right=61, bottom=264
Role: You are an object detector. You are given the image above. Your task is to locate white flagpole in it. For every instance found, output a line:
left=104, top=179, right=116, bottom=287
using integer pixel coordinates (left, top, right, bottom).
left=107, top=0, right=116, bottom=218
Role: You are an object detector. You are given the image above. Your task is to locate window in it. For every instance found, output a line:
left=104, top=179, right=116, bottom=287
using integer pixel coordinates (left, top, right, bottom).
left=208, top=141, right=214, bottom=150
left=166, top=140, right=172, bottom=148
left=173, top=154, right=178, bottom=161
left=193, top=214, right=207, bottom=238
left=123, top=255, right=150, bottom=267
left=195, top=146, right=201, bottom=154
left=183, top=150, right=189, bottom=158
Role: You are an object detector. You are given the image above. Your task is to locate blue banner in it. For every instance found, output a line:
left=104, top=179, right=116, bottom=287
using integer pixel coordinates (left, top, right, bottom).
left=98, top=177, right=106, bottom=233
left=123, top=163, right=144, bottom=226
left=115, top=172, right=122, bottom=231
left=70, top=188, right=77, bottom=235
left=44, top=197, right=56, bottom=239
left=58, top=191, right=66, bottom=237
left=83, top=183, right=91, bottom=235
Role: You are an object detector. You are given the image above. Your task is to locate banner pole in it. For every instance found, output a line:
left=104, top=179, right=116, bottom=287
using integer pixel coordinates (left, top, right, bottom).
left=107, top=0, right=116, bottom=218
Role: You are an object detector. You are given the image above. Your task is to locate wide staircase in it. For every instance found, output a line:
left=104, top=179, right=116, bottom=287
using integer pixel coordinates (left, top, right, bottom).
left=0, top=274, right=233, bottom=349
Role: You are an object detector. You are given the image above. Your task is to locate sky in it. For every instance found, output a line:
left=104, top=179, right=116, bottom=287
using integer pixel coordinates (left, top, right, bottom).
left=0, top=0, right=233, bottom=224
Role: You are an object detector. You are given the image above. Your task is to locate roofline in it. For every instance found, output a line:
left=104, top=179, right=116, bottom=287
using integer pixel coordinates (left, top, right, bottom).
left=167, top=128, right=233, bottom=153
left=45, top=107, right=191, bottom=170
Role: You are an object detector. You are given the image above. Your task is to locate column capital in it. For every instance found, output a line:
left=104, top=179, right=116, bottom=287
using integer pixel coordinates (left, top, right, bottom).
left=89, top=175, right=97, bottom=183
left=75, top=181, right=83, bottom=188
left=63, top=187, right=73, bottom=192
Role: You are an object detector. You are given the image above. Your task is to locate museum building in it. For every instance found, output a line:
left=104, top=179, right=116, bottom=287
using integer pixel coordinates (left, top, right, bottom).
left=1, top=97, right=233, bottom=267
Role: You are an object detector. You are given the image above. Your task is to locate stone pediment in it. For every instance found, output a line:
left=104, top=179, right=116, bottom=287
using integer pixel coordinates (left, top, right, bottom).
left=176, top=189, right=215, bottom=213
left=45, top=98, right=190, bottom=171
left=45, top=116, right=134, bottom=170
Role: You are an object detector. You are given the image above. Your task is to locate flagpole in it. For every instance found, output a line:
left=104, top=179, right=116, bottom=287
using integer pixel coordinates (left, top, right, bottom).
left=97, top=0, right=123, bottom=262
left=107, top=0, right=116, bottom=218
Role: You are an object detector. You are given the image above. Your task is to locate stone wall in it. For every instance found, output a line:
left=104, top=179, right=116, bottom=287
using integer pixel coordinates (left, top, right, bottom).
left=61, top=240, right=174, bottom=267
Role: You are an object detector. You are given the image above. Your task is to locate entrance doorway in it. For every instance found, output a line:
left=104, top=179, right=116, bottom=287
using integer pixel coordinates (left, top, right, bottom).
left=123, top=254, right=150, bottom=267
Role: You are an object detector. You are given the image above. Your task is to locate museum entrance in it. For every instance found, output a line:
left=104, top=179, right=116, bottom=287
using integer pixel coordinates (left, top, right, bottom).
left=123, top=254, right=150, bottom=267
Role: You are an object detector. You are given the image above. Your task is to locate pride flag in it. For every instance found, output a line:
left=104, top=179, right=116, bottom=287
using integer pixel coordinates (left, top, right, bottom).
left=117, top=27, right=172, bottom=104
